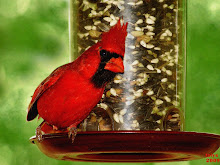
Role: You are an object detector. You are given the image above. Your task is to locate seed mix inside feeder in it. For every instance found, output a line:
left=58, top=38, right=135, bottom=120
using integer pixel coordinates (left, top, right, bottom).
left=30, top=0, right=220, bottom=162
left=76, top=0, right=184, bottom=132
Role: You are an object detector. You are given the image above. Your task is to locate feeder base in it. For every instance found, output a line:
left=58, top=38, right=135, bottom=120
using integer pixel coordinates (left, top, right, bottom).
left=30, top=131, right=220, bottom=162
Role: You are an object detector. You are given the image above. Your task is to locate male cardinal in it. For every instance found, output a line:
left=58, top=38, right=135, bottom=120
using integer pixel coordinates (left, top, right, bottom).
left=27, top=20, right=128, bottom=142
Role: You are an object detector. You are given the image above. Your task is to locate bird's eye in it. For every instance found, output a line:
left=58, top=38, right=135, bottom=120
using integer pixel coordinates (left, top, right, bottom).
left=100, top=50, right=107, bottom=57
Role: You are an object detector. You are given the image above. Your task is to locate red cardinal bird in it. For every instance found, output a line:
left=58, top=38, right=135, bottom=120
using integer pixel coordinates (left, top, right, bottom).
left=27, top=20, right=128, bottom=141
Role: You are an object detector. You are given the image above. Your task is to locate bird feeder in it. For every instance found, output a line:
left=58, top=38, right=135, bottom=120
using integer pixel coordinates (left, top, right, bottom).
left=30, top=0, right=220, bottom=162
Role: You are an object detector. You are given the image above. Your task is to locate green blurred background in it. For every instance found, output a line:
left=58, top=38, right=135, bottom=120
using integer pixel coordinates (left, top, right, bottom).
left=0, top=0, right=219, bottom=165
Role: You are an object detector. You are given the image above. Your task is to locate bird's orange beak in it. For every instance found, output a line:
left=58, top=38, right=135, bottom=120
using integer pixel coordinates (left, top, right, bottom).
left=104, top=57, right=124, bottom=73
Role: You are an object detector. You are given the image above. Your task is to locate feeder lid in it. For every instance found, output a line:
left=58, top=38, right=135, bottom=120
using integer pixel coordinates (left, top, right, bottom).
left=30, top=131, right=220, bottom=162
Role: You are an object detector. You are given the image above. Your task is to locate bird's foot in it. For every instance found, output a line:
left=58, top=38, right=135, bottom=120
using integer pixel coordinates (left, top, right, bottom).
left=67, top=125, right=77, bottom=143
left=52, top=125, right=58, bottom=131
left=36, top=125, right=43, bottom=142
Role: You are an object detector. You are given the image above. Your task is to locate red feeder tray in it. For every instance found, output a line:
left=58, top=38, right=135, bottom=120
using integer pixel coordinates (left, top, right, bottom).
left=30, top=131, right=220, bottom=162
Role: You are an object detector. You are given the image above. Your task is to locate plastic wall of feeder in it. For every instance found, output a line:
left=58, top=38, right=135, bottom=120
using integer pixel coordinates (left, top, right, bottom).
left=70, top=0, right=186, bottom=132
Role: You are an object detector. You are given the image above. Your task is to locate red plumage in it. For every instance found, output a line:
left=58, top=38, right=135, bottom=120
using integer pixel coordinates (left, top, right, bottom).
left=27, top=20, right=128, bottom=131
left=101, top=20, right=128, bottom=56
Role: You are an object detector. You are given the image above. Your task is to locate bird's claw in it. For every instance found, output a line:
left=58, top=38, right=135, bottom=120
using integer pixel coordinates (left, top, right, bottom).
left=67, top=126, right=77, bottom=143
left=36, top=125, right=43, bottom=142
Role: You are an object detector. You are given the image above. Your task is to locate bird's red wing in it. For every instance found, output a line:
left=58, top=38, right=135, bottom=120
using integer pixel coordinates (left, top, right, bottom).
left=27, top=65, right=67, bottom=121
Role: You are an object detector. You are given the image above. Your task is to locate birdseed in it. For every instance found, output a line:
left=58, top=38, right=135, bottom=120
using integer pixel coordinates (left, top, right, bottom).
left=73, top=0, right=185, bottom=131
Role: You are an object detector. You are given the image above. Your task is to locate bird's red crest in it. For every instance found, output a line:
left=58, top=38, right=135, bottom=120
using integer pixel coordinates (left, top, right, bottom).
left=101, top=19, right=128, bottom=56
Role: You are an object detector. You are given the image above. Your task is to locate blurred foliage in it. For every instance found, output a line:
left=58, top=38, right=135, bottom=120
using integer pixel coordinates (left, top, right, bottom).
left=0, top=0, right=219, bottom=165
